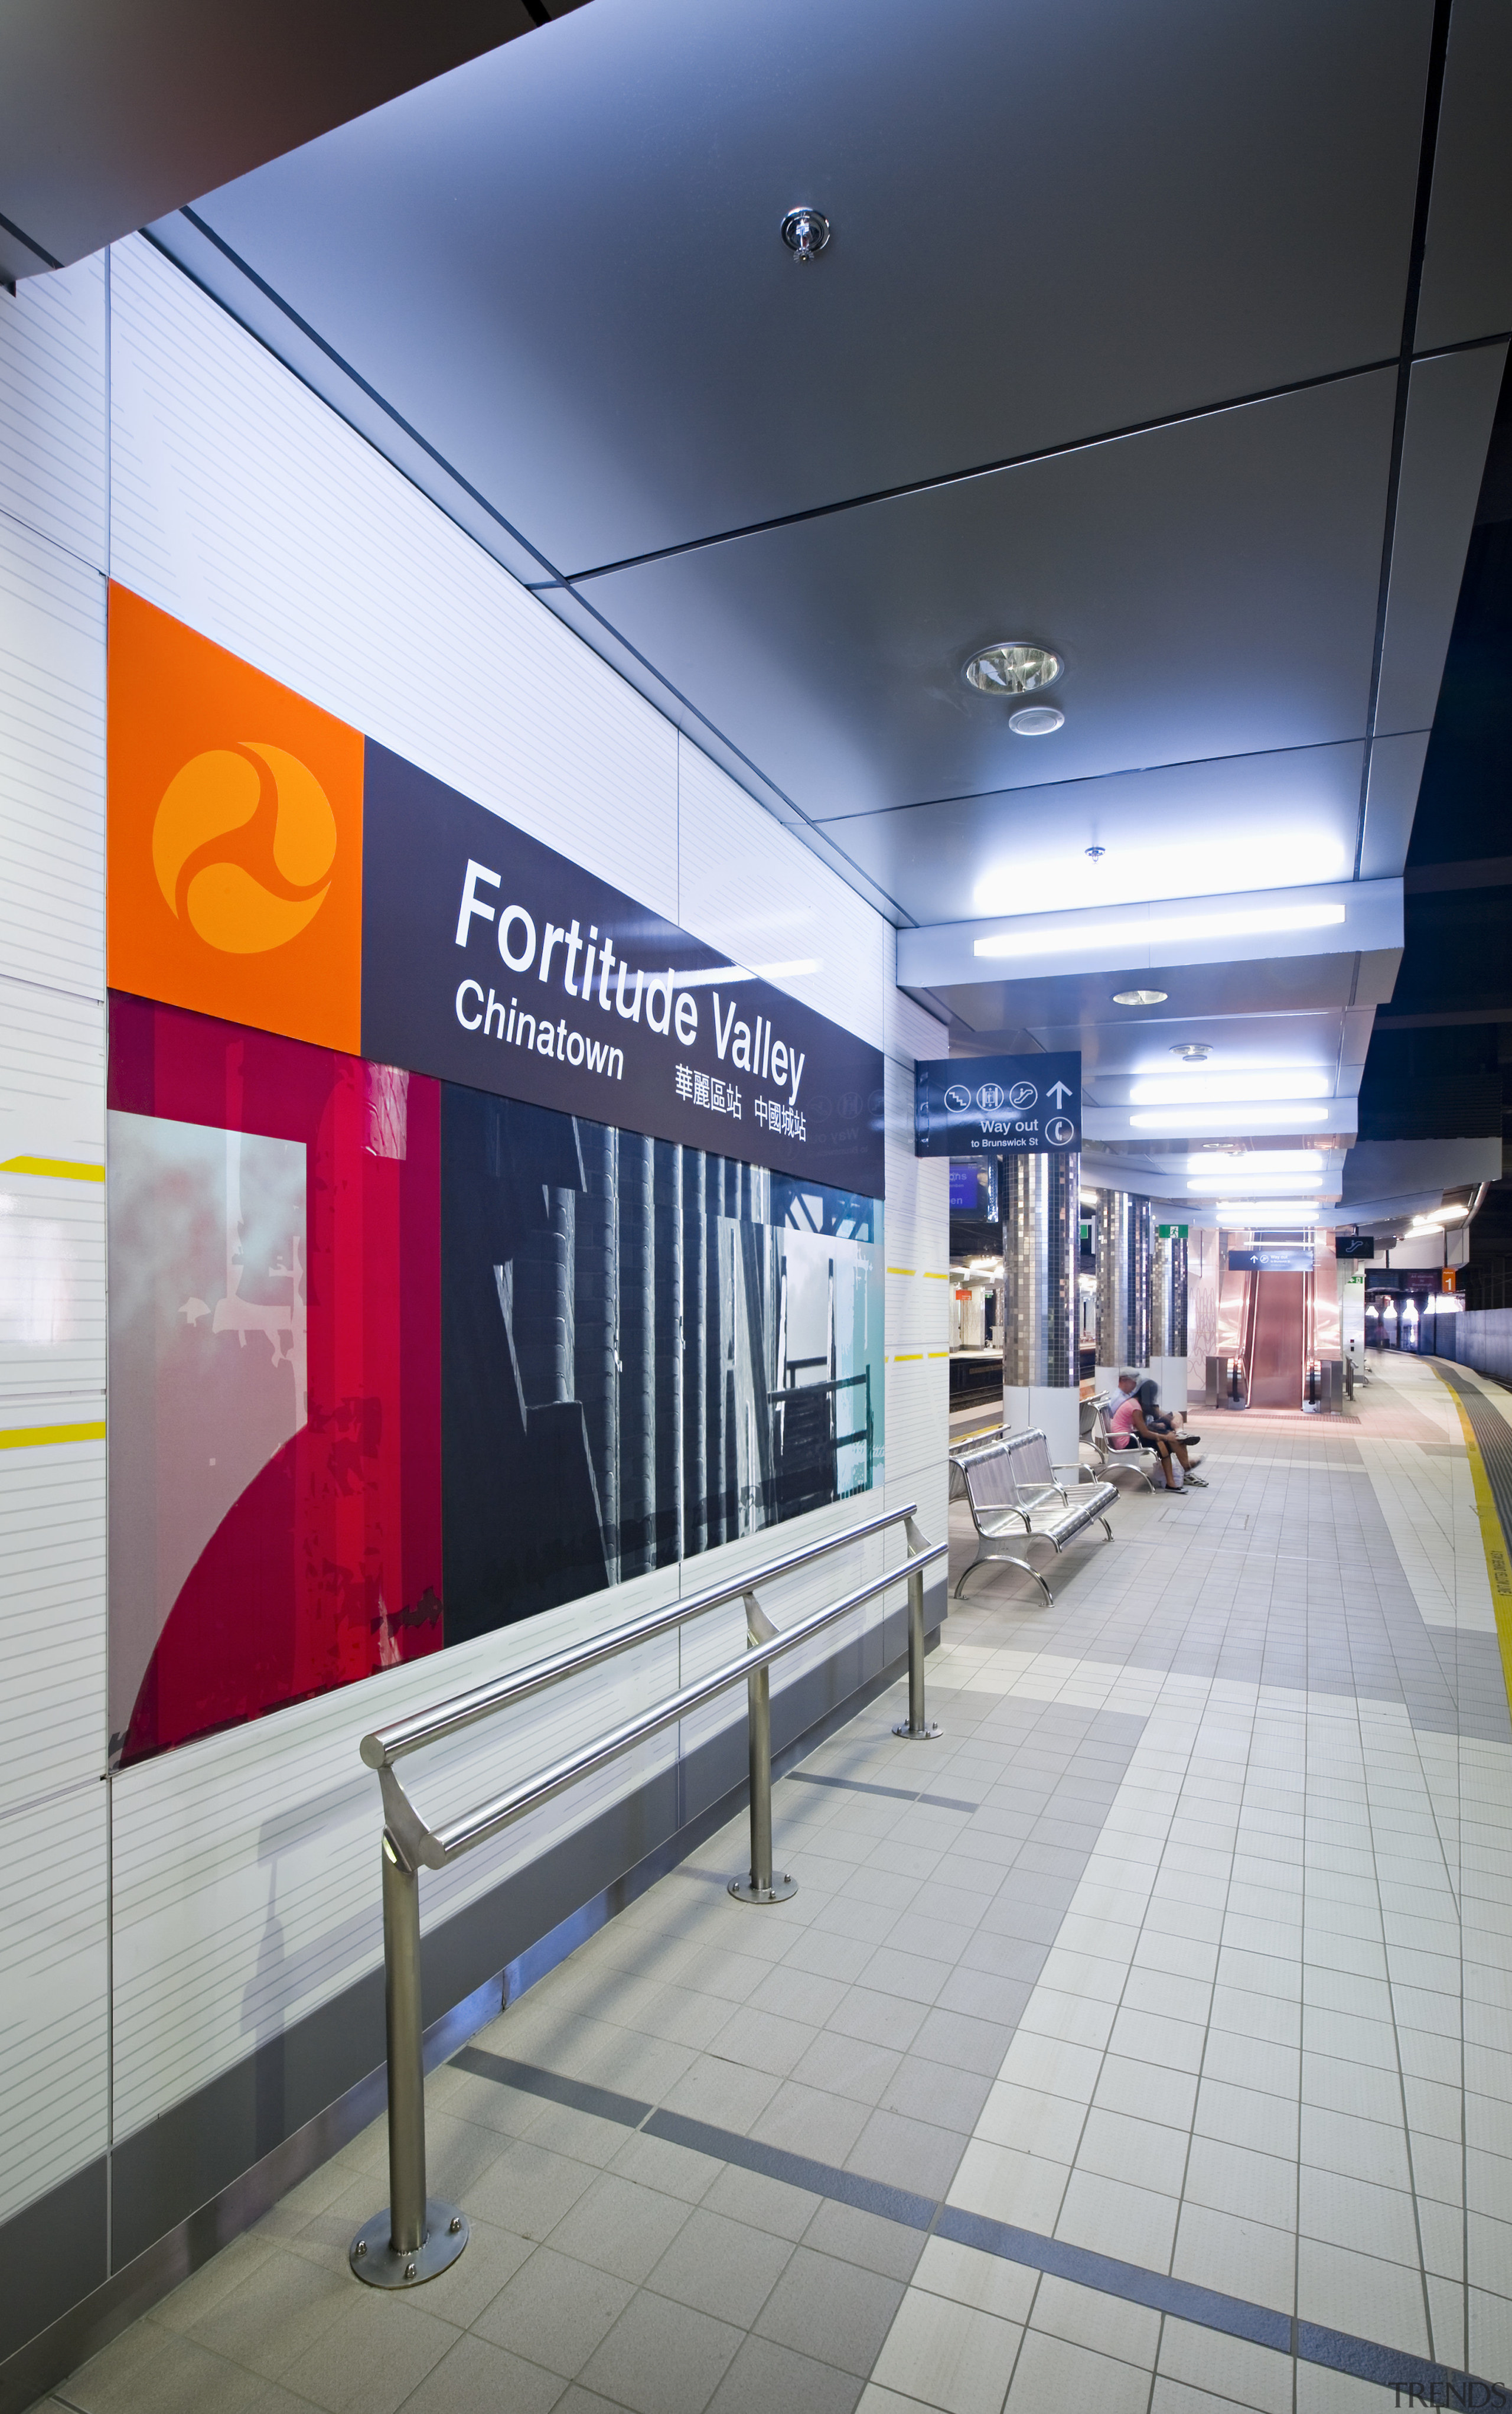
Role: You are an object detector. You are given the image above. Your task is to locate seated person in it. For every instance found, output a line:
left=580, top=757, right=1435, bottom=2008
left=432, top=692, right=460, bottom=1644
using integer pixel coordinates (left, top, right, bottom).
left=1109, top=1369, right=1207, bottom=1491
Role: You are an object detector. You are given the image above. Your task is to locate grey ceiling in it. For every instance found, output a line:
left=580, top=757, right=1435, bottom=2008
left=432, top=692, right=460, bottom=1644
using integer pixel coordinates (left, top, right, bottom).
left=132, top=0, right=1511, bottom=1151
left=0, top=0, right=585, bottom=288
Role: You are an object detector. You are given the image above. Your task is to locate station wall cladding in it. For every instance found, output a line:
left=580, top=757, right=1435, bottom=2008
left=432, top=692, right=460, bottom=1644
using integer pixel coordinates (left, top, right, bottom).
left=104, top=586, right=888, bottom=1761
left=0, top=236, right=949, bottom=2385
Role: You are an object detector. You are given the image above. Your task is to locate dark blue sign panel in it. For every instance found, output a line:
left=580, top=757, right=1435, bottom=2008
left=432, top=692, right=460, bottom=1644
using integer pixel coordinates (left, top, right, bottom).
left=361, top=743, right=886, bottom=1193
left=1228, top=1247, right=1314, bottom=1273
left=1334, top=1234, right=1376, bottom=1259
left=914, top=1053, right=1081, bottom=1157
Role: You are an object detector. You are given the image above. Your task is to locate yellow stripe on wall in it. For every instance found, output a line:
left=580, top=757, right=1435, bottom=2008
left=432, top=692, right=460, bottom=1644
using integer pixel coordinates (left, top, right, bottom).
left=1438, top=1377, right=1512, bottom=1716
left=887, top=1266, right=916, bottom=1277
left=0, top=1421, right=107, bottom=1450
left=0, top=1156, right=105, bottom=1182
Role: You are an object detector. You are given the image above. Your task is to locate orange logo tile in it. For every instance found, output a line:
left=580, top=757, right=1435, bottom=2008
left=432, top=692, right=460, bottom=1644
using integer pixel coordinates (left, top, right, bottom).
left=107, top=587, right=363, bottom=1052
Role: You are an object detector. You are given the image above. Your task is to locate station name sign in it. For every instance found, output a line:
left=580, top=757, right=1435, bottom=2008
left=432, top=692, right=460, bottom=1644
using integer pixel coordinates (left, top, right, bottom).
left=105, top=588, right=885, bottom=1195
left=362, top=749, right=885, bottom=1193
left=914, top=1052, right=1081, bottom=1157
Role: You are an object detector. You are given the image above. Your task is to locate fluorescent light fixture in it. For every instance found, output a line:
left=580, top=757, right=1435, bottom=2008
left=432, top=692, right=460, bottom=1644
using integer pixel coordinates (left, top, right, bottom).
left=973, top=902, right=1347, bottom=962
left=673, top=957, right=822, bottom=989
left=1130, top=1071, right=1332, bottom=1104
left=1182, top=1151, right=1324, bottom=1175
left=972, top=834, right=1349, bottom=919
left=1216, top=1201, right=1320, bottom=1221
left=1129, top=1104, right=1331, bottom=1130
left=1187, top=1172, right=1321, bottom=1194
left=1113, top=989, right=1168, bottom=1006
left=1411, top=1204, right=1469, bottom=1226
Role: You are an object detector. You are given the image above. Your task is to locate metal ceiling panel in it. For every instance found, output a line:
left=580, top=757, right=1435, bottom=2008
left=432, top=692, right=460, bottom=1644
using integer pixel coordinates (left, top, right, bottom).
left=1414, top=0, right=1512, bottom=350
left=911, top=945, right=1385, bottom=1036
left=585, top=376, right=1396, bottom=826
left=1372, top=342, right=1508, bottom=737
left=0, top=0, right=576, bottom=287
left=181, top=0, right=1429, bottom=570
left=816, top=741, right=1366, bottom=926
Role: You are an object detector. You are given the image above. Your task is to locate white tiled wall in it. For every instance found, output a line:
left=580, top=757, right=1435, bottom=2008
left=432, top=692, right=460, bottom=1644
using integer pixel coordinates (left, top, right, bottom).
left=0, top=227, right=948, bottom=2240
left=0, top=273, right=112, bottom=2224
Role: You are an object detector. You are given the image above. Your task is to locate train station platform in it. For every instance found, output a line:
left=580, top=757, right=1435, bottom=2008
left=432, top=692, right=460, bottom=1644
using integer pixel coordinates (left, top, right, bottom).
left=41, top=1354, right=1512, bottom=2414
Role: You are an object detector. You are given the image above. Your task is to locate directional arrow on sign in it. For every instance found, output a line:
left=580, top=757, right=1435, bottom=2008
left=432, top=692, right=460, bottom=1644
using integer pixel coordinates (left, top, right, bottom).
left=1047, top=1081, right=1073, bottom=1108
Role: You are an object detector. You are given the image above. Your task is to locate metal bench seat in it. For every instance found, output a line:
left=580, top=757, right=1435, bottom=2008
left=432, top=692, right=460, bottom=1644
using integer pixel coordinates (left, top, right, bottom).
left=954, top=1436, right=1117, bottom=1604
left=1091, top=1398, right=1158, bottom=1491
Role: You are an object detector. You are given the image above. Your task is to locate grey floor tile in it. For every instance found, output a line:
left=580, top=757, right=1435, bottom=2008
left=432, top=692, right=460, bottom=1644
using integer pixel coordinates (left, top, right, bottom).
left=643, top=2205, right=794, bottom=2325
left=396, top=2334, right=565, bottom=2413
left=576, top=2289, right=744, bottom=2414
left=57, top=2324, right=273, bottom=2414
left=546, top=2172, right=695, bottom=2282
left=274, top=2292, right=461, bottom=2414
left=698, top=2160, right=822, bottom=2240
left=752, top=2243, right=906, bottom=2375
left=472, top=2246, right=636, bottom=2377
left=704, top=2334, right=865, bottom=2414
left=801, top=2196, right=926, bottom=2282
left=181, top=2241, right=352, bottom=2377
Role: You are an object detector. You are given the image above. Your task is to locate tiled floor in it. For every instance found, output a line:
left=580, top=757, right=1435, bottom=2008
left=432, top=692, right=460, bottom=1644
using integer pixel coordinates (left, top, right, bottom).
left=41, top=1354, right=1512, bottom=2414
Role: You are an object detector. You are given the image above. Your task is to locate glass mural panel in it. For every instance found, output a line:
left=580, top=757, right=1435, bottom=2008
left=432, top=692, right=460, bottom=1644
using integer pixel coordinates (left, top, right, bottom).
left=108, top=998, right=882, bottom=1757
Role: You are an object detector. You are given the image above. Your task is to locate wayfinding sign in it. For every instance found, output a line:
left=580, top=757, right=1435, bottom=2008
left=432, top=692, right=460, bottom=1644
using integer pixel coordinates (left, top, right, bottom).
left=914, top=1053, right=1081, bottom=1157
left=1228, top=1247, right=1314, bottom=1273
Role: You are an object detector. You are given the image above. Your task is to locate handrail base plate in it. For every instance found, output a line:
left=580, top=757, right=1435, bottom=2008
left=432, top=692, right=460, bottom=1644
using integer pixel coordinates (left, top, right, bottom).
left=350, top=2200, right=468, bottom=2287
left=891, top=1719, right=943, bottom=1740
left=727, top=1873, right=799, bottom=1906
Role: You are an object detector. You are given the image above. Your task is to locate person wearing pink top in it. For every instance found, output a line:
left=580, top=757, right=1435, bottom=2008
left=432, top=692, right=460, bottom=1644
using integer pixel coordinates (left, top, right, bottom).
left=1109, top=1370, right=1206, bottom=1492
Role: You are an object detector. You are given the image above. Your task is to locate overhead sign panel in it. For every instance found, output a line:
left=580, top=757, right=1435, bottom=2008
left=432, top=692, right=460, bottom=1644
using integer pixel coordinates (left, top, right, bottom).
left=1228, top=1247, right=1314, bottom=1272
left=107, top=586, right=885, bottom=1193
left=914, top=1053, right=1081, bottom=1157
left=1334, top=1234, right=1376, bottom=1258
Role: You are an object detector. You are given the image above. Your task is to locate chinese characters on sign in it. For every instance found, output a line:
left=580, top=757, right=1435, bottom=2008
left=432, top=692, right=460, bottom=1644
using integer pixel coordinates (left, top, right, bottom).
left=674, top=1063, right=743, bottom=1118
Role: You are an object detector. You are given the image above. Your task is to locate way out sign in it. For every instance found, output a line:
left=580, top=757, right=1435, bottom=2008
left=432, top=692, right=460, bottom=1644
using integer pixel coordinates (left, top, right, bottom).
left=914, top=1053, right=1082, bottom=1156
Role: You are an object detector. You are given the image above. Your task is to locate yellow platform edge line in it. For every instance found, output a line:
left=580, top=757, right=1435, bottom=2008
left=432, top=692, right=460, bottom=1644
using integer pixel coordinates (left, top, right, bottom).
left=0, top=1156, right=105, bottom=1182
left=1435, top=1369, right=1512, bottom=1719
left=0, top=1421, right=107, bottom=1450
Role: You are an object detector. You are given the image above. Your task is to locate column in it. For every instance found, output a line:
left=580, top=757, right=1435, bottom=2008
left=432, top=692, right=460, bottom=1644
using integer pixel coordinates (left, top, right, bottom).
left=1095, top=1188, right=1152, bottom=1380
left=1149, top=1224, right=1190, bottom=1411
left=1001, top=1148, right=1080, bottom=1468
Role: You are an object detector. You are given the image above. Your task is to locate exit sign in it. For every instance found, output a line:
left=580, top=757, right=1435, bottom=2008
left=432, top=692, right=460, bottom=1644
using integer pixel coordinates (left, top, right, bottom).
left=1157, top=1224, right=1189, bottom=1239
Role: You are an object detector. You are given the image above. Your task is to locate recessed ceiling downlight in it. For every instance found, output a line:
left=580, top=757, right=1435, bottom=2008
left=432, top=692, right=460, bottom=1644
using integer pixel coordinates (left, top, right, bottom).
left=1113, top=988, right=1168, bottom=1006
left=964, top=643, right=1062, bottom=697
left=1008, top=705, right=1065, bottom=736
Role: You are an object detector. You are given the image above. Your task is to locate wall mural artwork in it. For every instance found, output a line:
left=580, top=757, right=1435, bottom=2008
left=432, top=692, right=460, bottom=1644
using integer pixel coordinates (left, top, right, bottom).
left=105, top=589, right=887, bottom=1763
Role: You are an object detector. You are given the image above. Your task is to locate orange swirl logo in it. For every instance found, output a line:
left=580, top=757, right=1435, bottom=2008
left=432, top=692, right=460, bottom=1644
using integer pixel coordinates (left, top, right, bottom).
left=152, top=744, right=338, bottom=954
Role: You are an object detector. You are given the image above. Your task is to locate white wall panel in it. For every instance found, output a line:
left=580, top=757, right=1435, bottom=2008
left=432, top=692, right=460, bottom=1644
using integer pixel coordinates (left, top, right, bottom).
left=0, top=512, right=105, bottom=999
left=0, top=226, right=956, bottom=2210
left=107, top=238, right=681, bottom=926
left=0, top=981, right=105, bottom=1167
left=0, top=256, right=107, bottom=573
left=0, top=1777, right=109, bottom=2224
left=677, top=737, right=895, bottom=1055
left=0, top=1167, right=106, bottom=1404
left=0, top=1440, right=107, bottom=1817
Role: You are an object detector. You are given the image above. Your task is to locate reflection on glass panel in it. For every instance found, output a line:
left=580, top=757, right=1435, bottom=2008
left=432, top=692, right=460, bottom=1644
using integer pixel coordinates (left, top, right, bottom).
left=441, top=1092, right=884, bottom=1644
left=107, top=995, right=884, bottom=1758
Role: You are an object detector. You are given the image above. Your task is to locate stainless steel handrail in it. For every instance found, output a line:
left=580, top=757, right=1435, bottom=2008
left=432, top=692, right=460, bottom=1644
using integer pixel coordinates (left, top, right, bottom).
left=362, top=1498, right=923, bottom=1770
left=349, top=1504, right=944, bottom=2292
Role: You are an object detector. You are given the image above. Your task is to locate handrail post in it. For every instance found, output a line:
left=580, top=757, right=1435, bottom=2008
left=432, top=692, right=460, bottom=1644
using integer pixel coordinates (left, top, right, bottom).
left=728, top=1592, right=796, bottom=1905
left=893, top=1520, right=941, bottom=1741
left=349, top=1833, right=469, bottom=2286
